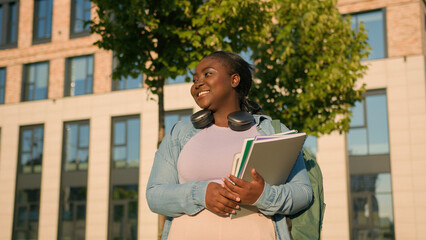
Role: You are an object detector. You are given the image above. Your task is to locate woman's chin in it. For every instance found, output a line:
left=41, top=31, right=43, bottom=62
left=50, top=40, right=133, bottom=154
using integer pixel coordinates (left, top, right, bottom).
left=195, top=101, right=211, bottom=110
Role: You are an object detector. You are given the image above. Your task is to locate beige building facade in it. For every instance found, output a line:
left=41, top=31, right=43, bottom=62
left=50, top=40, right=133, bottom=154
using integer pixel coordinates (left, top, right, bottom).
left=0, top=0, right=425, bottom=239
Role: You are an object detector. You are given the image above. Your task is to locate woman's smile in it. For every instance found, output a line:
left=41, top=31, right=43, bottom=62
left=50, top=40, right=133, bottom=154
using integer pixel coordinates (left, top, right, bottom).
left=197, top=90, right=210, bottom=98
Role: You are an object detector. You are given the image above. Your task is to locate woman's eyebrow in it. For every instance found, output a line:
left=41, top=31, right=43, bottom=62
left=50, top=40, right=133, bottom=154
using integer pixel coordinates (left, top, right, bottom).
left=201, top=66, right=216, bottom=72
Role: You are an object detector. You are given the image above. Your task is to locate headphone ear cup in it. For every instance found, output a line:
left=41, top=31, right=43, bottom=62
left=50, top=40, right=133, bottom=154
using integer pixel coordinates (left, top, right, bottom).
left=227, top=111, right=254, bottom=131
left=191, top=109, right=214, bottom=129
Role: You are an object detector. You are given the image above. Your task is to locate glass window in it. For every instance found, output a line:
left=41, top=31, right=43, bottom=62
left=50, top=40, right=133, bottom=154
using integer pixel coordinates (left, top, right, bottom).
left=165, top=109, right=192, bottom=133
left=109, top=185, right=138, bottom=240
left=351, top=10, right=386, bottom=60
left=70, top=0, right=91, bottom=37
left=58, top=187, right=87, bottom=240
left=33, top=0, right=52, bottom=43
left=13, top=189, right=40, bottom=240
left=65, top=55, right=93, bottom=96
left=347, top=91, right=389, bottom=156
left=63, top=121, right=89, bottom=171
left=111, top=54, right=143, bottom=90
left=166, top=73, right=189, bottom=85
left=112, top=116, right=140, bottom=168
left=0, top=67, right=5, bottom=104
left=0, top=0, right=18, bottom=48
left=350, top=174, right=395, bottom=240
left=22, top=62, right=49, bottom=101
left=166, top=69, right=194, bottom=85
left=18, top=125, right=44, bottom=174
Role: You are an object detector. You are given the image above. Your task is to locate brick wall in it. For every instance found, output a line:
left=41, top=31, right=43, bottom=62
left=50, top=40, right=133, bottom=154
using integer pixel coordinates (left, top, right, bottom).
left=0, top=0, right=112, bottom=105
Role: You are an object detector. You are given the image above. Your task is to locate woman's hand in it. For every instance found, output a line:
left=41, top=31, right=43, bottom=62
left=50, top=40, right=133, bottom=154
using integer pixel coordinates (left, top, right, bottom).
left=205, top=182, right=241, bottom=216
left=223, top=168, right=265, bottom=205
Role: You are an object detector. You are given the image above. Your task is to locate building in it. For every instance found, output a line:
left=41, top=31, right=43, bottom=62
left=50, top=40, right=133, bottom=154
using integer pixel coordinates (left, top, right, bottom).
left=0, top=0, right=425, bottom=239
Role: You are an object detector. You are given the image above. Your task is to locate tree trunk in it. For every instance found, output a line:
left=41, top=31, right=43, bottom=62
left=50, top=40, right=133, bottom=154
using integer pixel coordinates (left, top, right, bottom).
left=156, top=78, right=166, bottom=240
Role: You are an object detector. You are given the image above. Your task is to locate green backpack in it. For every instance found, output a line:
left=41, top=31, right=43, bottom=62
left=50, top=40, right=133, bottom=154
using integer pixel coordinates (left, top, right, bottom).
left=272, top=120, right=326, bottom=240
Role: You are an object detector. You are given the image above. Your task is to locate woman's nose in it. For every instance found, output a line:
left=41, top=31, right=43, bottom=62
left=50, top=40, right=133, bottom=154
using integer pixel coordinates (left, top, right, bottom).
left=194, top=79, right=204, bottom=89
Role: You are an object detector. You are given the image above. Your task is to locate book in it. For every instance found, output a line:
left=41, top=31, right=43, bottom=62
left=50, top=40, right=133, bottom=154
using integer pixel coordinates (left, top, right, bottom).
left=230, top=130, right=306, bottom=218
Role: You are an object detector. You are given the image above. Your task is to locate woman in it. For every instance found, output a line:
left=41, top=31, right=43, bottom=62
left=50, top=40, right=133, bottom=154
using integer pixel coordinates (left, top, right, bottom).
left=146, top=51, right=313, bottom=240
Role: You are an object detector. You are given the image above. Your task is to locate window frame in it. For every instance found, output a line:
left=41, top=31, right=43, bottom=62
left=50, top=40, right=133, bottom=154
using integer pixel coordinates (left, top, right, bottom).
left=32, top=0, right=53, bottom=44
left=64, top=54, right=94, bottom=97
left=108, top=184, right=139, bottom=240
left=0, top=67, right=6, bottom=104
left=12, top=188, right=41, bottom=240
left=111, top=54, right=143, bottom=91
left=61, top=120, right=90, bottom=172
left=347, top=88, right=390, bottom=160
left=21, top=61, right=49, bottom=102
left=17, top=124, right=44, bottom=174
left=110, top=115, right=141, bottom=169
left=13, top=124, right=44, bottom=240
left=69, top=0, right=91, bottom=39
left=57, top=186, right=87, bottom=240
left=349, top=8, right=388, bottom=60
left=0, top=0, right=19, bottom=49
left=164, top=109, right=193, bottom=133
left=346, top=89, right=394, bottom=239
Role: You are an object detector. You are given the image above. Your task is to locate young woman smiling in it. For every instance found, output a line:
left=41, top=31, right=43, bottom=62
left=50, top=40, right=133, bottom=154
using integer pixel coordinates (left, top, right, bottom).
left=146, top=51, right=313, bottom=240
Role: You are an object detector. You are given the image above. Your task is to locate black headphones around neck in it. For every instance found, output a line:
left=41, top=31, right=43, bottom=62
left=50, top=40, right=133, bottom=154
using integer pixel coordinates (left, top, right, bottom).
left=190, top=109, right=255, bottom=131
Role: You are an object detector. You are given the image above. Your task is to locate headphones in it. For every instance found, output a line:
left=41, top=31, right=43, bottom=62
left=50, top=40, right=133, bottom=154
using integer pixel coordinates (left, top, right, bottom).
left=190, top=109, right=255, bottom=131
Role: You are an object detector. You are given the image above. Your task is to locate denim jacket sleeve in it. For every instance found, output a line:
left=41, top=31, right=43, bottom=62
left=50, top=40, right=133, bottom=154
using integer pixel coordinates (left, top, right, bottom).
left=146, top=122, right=209, bottom=217
left=252, top=120, right=313, bottom=216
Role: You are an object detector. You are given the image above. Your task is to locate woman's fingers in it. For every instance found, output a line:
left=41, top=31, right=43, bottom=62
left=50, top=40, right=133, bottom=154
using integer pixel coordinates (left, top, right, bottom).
left=220, top=183, right=241, bottom=202
left=251, top=168, right=265, bottom=184
left=223, top=170, right=265, bottom=205
left=205, top=182, right=240, bottom=216
left=227, top=174, right=246, bottom=187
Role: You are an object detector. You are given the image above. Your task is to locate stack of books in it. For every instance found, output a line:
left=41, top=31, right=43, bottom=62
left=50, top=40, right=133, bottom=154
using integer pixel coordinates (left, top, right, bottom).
left=230, top=130, right=307, bottom=218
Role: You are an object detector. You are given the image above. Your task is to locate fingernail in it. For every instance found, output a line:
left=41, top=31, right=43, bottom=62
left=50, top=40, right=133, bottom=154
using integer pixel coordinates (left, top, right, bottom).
left=227, top=174, right=231, bottom=178
left=232, top=210, right=235, bottom=214
left=236, top=197, right=241, bottom=202
left=236, top=205, right=240, bottom=209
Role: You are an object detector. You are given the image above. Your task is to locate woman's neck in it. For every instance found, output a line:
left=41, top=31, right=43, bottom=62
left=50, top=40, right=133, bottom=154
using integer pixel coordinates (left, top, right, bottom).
left=212, top=106, right=240, bottom=127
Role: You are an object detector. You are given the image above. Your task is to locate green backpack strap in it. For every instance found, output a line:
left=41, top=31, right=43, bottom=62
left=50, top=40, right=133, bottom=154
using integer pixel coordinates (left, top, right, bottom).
left=289, top=149, right=326, bottom=240
left=272, top=119, right=326, bottom=240
left=271, top=119, right=281, bottom=134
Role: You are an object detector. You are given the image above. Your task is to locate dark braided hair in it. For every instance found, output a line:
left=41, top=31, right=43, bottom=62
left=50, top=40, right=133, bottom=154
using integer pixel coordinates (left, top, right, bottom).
left=205, top=51, right=264, bottom=115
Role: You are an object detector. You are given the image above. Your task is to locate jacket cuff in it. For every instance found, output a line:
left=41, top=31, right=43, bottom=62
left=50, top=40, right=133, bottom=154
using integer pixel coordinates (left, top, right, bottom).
left=253, top=182, right=275, bottom=210
left=191, top=181, right=210, bottom=209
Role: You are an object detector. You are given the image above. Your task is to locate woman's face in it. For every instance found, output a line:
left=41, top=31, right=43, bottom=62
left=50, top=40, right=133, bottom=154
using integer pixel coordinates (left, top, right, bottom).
left=191, top=57, right=240, bottom=112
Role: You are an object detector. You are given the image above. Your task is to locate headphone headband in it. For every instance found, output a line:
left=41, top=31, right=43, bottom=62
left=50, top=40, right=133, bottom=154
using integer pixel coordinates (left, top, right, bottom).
left=191, top=110, right=254, bottom=131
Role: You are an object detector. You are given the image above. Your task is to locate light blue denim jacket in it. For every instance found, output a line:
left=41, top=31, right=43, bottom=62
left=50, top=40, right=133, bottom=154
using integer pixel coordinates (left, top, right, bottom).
left=146, top=115, right=313, bottom=240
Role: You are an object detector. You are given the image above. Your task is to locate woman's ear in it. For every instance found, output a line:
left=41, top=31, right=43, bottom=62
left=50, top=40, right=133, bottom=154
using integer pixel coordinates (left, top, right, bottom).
left=231, top=73, right=241, bottom=88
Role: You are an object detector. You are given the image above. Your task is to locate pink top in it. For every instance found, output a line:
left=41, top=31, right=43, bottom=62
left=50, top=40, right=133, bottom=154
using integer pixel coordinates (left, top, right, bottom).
left=177, top=124, right=259, bottom=184
left=171, top=123, right=277, bottom=240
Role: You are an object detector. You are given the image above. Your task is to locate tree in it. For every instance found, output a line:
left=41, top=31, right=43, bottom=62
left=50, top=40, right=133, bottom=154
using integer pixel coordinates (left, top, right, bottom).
left=90, top=0, right=270, bottom=145
left=250, top=0, right=368, bottom=136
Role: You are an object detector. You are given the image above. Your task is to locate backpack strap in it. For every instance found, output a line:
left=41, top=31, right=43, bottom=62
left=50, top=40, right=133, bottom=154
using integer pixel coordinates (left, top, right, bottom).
left=271, top=119, right=281, bottom=134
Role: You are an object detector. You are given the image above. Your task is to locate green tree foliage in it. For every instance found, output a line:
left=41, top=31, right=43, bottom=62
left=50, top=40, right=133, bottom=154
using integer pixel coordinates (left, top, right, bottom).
left=250, top=0, right=368, bottom=136
left=90, top=0, right=270, bottom=146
